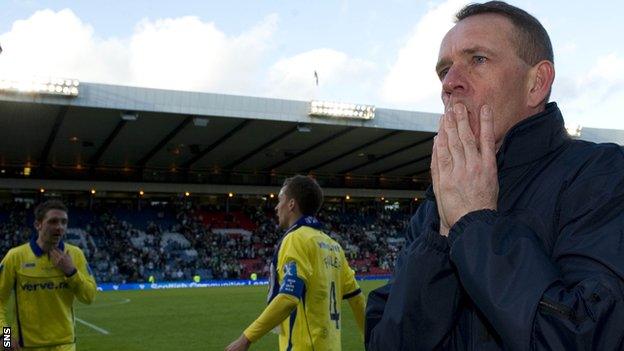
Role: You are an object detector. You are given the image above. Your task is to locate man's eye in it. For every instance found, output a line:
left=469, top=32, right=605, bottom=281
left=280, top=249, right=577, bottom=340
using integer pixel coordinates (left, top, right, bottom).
left=473, top=56, right=487, bottom=64
left=438, top=68, right=449, bottom=80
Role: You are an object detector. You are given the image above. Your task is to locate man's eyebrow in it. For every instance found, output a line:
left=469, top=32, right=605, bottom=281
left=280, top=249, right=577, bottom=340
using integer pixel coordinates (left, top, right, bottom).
left=436, top=58, right=451, bottom=74
left=462, top=46, right=495, bottom=56
left=436, top=46, right=496, bottom=73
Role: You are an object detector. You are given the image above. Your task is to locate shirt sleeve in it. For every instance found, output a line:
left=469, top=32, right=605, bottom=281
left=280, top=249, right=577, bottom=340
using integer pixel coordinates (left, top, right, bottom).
left=243, top=293, right=299, bottom=342
left=0, top=250, right=16, bottom=329
left=66, top=248, right=96, bottom=305
left=340, top=249, right=360, bottom=298
left=348, top=291, right=366, bottom=338
left=277, top=233, right=313, bottom=299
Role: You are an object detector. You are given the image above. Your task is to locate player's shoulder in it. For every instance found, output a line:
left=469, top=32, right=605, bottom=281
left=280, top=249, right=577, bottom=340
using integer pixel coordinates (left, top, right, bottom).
left=316, top=234, right=345, bottom=255
left=4, top=243, right=30, bottom=258
left=1, top=243, right=30, bottom=265
left=287, top=225, right=317, bottom=241
left=7, top=242, right=31, bottom=256
left=290, top=226, right=337, bottom=244
left=305, top=228, right=345, bottom=254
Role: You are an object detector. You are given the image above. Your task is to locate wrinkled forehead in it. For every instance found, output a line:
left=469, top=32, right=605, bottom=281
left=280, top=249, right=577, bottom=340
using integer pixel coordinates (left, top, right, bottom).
left=439, top=13, right=517, bottom=56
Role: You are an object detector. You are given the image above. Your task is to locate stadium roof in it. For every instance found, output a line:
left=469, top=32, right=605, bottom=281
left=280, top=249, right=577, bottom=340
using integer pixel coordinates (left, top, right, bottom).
left=1, top=82, right=622, bottom=197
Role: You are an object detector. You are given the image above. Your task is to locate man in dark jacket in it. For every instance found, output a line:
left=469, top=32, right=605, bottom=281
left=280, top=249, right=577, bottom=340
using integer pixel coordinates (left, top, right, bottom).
left=365, top=1, right=624, bottom=350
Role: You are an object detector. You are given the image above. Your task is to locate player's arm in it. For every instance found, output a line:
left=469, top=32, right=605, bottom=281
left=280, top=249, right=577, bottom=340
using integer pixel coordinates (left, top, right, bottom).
left=0, top=251, right=16, bottom=329
left=340, top=250, right=365, bottom=337
left=0, top=251, right=21, bottom=350
left=244, top=293, right=298, bottom=342
left=227, top=234, right=312, bottom=350
left=62, top=249, right=96, bottom=304
left=227, top=264, right=304, bottom=351
left=225, top=293, right=298, bottom=351
left=242, top=254, right=308, bottom=343
left=346, top=290, right=366, bottom=336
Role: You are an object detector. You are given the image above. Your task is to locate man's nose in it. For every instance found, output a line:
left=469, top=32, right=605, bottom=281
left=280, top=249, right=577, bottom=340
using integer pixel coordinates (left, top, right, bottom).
left=442, top=65, right=467, bottom=99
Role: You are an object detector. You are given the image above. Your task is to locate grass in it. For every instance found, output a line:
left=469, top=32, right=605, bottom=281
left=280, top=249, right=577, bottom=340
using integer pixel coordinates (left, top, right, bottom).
left=54, top=279, right=387, bottom=350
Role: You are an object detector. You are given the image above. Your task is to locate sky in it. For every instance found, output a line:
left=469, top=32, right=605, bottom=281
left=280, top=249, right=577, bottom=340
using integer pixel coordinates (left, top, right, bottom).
left=0, top=0, right=622, bottom=130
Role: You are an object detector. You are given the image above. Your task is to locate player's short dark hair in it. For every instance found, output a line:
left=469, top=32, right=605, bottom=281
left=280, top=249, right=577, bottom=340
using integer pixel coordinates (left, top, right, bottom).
left=455, top=1, right=553, bottom=66
left=282, top=175, right=323, bottom=216
left=34, top=200, right=68, bottom=222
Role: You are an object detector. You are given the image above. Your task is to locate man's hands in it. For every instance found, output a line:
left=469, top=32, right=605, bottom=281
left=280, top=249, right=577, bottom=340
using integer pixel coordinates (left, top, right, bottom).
left=225, top=334, right=251, bottom=351
left=49, top=248, right=76, bottom=276
left=431, top=103, right=499, bottom=236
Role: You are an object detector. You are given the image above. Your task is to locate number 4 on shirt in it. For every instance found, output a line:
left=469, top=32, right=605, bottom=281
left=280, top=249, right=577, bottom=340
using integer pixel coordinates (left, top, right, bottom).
left=329, top=281, right=340, bottom=329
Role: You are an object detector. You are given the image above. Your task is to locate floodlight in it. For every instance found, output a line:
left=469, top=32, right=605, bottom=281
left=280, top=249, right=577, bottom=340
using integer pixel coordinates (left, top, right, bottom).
left=565, top=124, right=582, bottom=137
left=297, top=124, right=311, bottom=132
left=121, top=111, right=139, bottom=121
left=0, top=77, right=80, bottom=97
left=309, top=100, right=375, bottom=120
left=193, top=117, right=209, bottom=127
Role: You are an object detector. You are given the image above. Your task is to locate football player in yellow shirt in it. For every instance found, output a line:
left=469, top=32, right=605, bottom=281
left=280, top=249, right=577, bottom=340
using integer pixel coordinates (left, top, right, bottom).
left=226, top=175, right=366, bottom=351
left=0, top=200, right=96, bottom=350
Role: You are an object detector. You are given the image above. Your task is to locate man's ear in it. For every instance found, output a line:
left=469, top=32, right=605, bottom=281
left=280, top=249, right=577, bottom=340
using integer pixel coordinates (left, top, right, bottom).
left=288, top=198, right=296, bottom=212
left=34, top=220, right=41, bottom=231
left=527, top=60, right=555, bottom=108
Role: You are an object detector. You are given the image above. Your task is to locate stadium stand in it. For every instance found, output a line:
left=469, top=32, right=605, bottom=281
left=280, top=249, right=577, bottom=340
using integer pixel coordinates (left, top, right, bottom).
left=0, top=198, right=409, bottom=283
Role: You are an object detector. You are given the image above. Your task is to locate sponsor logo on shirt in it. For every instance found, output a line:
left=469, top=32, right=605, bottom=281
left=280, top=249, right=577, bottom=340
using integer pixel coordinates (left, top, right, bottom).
left=20, top=281, right=69, bottom=291
left=22, top=263, right=35, bottom=268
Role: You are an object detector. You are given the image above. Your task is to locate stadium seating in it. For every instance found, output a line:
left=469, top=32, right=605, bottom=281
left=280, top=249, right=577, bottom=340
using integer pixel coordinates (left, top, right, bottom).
left=0, top=201, right=411, bottom=283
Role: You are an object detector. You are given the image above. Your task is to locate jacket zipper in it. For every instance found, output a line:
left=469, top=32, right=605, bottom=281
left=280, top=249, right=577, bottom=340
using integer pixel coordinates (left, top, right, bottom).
left=538, top=299, right=581, bottom=323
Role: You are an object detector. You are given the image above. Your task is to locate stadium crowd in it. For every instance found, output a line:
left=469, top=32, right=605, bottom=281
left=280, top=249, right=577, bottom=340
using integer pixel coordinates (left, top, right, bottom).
left=0, top=198, right=411, bottom=283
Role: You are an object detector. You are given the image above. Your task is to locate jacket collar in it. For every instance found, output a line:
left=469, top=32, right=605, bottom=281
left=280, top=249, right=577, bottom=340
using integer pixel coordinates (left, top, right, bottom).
left=29, top=236, right=65, bottom=257
left=496, top=102, right=569, bottom=171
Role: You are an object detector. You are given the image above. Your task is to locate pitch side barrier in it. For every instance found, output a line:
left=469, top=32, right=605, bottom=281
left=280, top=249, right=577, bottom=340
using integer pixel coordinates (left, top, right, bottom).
left=96, top=275, right=391, bottom=292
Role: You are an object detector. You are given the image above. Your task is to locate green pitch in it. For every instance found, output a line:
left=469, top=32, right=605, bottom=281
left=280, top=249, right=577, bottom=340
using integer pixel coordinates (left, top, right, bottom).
left=70, top=279, right=386, bottom=350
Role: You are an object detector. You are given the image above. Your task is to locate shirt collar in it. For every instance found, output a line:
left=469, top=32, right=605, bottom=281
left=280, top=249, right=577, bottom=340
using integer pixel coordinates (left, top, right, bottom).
left=285, top=215, right=323, bottom=235
left=29, top=236, right=65, bottom=257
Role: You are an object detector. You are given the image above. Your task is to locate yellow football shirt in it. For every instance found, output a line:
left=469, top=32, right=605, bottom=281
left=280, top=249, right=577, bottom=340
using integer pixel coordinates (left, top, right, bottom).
left=276, top=225, right=361, bottom=351
left=0, top=239, right=96, bottom=348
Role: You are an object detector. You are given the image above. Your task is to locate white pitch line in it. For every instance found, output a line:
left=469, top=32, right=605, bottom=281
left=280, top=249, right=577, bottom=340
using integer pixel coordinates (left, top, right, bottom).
left=76, top=318, right=110, bottom=335
left=76, top=298, right=131, bottom=309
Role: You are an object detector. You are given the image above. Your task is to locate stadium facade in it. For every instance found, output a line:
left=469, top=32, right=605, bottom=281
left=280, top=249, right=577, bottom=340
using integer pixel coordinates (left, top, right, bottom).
left=1, top=82, right=623, bottom=200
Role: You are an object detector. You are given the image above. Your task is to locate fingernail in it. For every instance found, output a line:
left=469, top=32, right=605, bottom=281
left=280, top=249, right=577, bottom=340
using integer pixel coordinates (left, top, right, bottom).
left=482, top=105, right=491, bottom=117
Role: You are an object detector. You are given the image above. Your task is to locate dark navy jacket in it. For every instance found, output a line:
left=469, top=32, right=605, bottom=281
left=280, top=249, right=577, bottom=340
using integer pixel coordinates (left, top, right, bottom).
left=365, top=103, right=624, bottom=350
